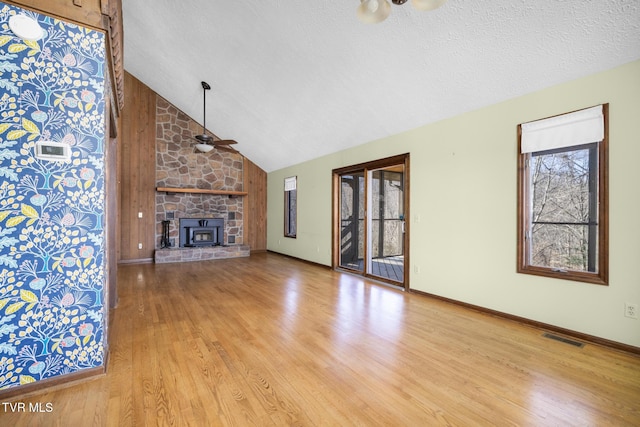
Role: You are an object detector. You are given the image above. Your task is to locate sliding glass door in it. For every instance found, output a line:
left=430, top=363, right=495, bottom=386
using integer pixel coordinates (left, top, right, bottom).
left=339, top=172, right=365, bottom=272
left=333, top=155, right=409, bottom=288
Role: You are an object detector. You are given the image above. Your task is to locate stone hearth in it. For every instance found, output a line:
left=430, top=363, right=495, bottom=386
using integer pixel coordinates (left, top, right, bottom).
left=155, top=245, right=250, bottom=264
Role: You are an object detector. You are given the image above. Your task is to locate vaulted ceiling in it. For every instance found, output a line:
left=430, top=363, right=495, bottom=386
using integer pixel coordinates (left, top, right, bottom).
left=122, top=0, right=640, bottom=172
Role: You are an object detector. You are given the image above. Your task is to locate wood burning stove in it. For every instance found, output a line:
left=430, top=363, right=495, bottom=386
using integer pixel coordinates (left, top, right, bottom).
left=179, top=218, right=224, bottom=247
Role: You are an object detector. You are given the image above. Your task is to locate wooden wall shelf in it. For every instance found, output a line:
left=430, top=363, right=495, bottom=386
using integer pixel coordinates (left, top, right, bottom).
left=156, top=187, right=248, bottom=196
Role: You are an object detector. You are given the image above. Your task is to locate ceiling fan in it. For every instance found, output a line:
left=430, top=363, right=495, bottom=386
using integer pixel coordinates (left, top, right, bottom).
left=194, top=81, right=238, bottom=153
left=357, top=0, right=447, bottom=24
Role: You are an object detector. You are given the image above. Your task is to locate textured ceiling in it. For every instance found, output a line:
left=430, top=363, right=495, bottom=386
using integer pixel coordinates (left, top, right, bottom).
left=122, top=0, right=640, bottom=172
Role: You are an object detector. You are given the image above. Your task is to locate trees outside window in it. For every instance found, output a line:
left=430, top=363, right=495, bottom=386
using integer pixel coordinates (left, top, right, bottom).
left=284, top=176, right=297, bottom=238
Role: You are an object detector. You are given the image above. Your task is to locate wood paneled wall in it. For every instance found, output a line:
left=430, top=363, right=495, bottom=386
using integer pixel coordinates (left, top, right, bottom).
left=120, top=72, right=156, bottom=262
left=244, top=158, right=267, bottom=251
left=8, top=0, right=104, bottom=28
left=119, top=72, right=268, bottom=261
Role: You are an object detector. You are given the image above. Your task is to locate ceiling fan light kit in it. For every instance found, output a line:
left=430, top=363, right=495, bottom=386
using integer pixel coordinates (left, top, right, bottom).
left=356, top=0, right=391, bottom=24
left=357, top=0, right=447, bottom=23
left=412, top=0, right=448, bottom=11
left=195, top=143, right=214, bottom=153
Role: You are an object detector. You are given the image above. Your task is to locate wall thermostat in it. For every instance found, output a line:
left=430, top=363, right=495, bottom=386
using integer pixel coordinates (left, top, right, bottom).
left=35, top=141, right=71, bottom=162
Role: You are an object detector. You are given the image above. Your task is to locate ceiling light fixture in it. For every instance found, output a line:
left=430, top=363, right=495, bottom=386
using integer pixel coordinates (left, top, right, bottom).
left=8, top=14, right=44, bottom=41
left=357, top=0, right=447, bottom=24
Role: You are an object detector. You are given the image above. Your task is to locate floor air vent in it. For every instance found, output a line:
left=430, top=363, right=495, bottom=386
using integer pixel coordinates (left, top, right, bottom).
left=543, top=333, right=585, bottom=348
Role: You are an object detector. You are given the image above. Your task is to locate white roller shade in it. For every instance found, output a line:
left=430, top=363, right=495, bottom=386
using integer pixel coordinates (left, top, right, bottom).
left=284, top=176, right=296, bottom=192
left=521, top=105, right=603, bottom=153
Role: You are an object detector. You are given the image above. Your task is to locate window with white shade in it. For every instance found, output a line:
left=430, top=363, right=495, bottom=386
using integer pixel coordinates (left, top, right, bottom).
left=284, top=176, right=297, bottom=238
left=517, top=104, right=608, bottom=285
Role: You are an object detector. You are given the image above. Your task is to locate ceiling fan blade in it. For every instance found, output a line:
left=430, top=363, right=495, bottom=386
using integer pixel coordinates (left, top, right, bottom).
left=216, top=145, right=238, bottom=153
left=214, top=139, right=237, bottom=145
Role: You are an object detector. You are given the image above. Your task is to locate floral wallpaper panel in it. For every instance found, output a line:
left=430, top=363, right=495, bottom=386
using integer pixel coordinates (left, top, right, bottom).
left=0, top=2, right=106, bottom=390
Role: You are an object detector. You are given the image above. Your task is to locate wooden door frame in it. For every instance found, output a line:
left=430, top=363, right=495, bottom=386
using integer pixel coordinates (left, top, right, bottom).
left=332, top=153, right=410, bottom=290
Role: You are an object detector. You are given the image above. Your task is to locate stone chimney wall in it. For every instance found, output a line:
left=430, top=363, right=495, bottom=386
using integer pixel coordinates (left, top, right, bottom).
left=155, top=96, right=244, bottom=248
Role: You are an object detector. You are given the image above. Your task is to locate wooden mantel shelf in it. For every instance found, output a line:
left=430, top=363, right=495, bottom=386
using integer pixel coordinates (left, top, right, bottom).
left=156, top=187, right=248, bottom=196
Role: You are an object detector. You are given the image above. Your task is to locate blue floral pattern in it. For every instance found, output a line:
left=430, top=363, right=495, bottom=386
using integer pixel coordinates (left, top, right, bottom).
left=0, top=3, right=105, bottom=390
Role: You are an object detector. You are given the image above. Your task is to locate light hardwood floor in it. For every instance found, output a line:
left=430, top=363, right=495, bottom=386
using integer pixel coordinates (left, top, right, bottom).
left=1, top=252, right=639, bottom=426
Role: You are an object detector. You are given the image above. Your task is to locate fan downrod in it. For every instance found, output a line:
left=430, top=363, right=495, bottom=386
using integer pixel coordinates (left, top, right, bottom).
left=196, top=81, right=212, bottom=143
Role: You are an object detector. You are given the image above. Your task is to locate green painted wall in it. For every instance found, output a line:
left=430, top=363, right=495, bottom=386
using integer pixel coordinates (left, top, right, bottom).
left=267, top=60, right=640, bottom=348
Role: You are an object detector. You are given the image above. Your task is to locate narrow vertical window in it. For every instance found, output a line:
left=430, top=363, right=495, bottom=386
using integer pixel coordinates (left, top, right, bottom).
left=284, top=176, right=297, bottom=238
left=517, top=105, right=608, bottom=285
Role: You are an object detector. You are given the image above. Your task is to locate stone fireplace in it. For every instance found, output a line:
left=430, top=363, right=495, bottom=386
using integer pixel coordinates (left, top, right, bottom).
left=154, top=97, right=249, bottom=263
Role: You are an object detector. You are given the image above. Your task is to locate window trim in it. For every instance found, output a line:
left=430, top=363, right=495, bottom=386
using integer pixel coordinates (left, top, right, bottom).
left=517, top=104, right=609, bottom=285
